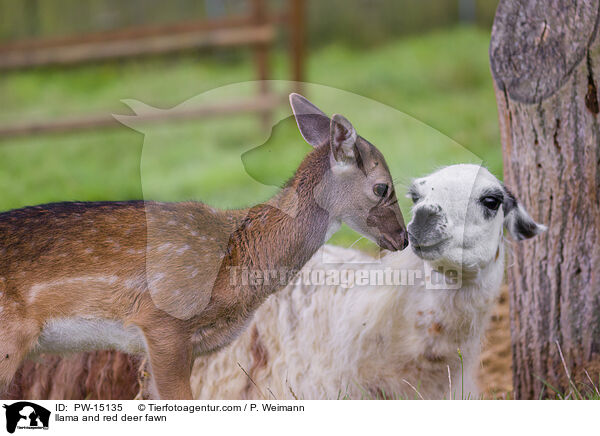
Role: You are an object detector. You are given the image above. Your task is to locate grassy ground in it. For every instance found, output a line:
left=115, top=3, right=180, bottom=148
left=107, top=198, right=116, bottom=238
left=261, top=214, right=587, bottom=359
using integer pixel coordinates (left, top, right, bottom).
left=0, top=26, right=501, bottom=250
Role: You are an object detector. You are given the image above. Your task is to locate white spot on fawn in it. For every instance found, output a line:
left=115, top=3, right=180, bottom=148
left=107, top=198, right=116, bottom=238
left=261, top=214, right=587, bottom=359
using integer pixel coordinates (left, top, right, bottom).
left=123, top=277, right=144, bottom=290
left=158, top=243, right=174, bottom=251
left=148, top=273, right=166, bottom=288
left=176, top=245, right=190, bottom=255
left=28, top=275, right=119, bottom=304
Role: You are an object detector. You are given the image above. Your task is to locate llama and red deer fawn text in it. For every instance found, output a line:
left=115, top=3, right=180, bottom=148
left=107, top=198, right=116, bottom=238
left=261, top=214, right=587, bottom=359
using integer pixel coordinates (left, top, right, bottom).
left=0, top=93, right=407, bottom=400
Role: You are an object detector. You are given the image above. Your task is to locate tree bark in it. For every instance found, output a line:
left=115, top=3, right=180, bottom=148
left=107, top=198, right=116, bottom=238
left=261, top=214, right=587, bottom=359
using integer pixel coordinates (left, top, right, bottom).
left=490, top=0, right=600, bottom=399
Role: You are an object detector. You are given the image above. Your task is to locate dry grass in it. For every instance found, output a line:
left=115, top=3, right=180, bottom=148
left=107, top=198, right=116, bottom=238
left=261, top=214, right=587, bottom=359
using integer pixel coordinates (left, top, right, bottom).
left=478, top=286, right=513, bottom=399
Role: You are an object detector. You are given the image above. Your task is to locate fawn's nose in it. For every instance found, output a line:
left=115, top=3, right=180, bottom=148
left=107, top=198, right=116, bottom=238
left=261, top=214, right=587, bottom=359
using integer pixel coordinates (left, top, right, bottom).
left=383, top=226, right=408, bottom=251
left=398, top=228, right=409, bottom=250
left=391, top=227, right=408, bottom=250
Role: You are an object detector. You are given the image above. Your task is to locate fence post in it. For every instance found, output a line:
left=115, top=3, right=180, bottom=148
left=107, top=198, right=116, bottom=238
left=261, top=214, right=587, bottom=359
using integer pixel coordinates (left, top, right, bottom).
left=289, top=0, right=305, bottom=94
left=250, top=0, right=271, bottom=131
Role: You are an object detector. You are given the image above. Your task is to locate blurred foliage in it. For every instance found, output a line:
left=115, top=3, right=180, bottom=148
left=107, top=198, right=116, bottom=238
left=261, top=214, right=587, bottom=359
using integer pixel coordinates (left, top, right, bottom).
left=0, top=26, right=500, bottom=252
left=0, top=0, right=238, bottom=40
left=0, top=0, right=498, bottom=47
left=305, top=0, right=498, bottom=47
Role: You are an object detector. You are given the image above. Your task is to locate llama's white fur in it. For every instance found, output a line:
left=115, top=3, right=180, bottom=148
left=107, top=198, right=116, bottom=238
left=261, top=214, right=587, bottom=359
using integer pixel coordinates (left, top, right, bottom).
left=190, top=164, right=545, bottom=399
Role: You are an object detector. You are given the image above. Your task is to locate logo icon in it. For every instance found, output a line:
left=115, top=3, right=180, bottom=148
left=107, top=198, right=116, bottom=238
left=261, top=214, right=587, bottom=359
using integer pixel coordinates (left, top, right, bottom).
left=3, top=402, right=50, bottom=433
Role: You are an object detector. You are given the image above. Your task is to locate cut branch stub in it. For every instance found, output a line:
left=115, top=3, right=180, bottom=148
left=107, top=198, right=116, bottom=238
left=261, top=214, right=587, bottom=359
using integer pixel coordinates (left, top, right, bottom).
left=490, top=0, right=600, bottom=103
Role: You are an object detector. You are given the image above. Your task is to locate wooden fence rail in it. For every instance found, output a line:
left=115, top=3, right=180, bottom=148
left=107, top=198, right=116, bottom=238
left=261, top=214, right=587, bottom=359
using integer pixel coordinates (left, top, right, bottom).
left=0, top=93, right=285, bottom=138
left=0, top=25, right=275, bottom=70
left=0, top=0, right=305, bottom=139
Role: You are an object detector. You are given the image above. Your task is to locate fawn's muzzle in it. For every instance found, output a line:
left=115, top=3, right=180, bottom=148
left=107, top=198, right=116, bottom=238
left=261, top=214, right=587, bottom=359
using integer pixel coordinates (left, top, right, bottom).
left=378, top=227, right=409, bottom=251
left=367, top=205, right=408, bottom=252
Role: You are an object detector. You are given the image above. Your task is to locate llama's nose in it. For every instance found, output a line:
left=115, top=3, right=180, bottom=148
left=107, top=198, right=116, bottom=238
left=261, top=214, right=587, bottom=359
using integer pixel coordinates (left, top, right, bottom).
left=413, top=204, right=442, bottom=223
left=408, top=204, right=445, bottom=242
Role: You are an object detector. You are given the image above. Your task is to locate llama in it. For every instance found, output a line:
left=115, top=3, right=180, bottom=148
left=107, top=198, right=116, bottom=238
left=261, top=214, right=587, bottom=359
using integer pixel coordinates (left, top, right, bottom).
left=189, top=164, right=546, bottom=399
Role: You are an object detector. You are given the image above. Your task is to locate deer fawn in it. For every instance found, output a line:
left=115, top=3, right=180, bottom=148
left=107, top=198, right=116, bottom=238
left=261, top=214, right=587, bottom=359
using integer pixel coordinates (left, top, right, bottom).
left=0, top=94, right=407, bottom=399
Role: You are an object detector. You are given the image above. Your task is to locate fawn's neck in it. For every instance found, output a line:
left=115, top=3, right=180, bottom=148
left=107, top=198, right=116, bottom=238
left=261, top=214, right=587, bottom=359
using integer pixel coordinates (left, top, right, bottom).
left=225, top=145, right=334, bottom=302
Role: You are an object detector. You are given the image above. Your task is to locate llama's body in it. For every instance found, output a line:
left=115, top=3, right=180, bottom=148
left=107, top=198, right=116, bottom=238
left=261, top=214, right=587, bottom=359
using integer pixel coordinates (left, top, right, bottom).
left=191, top=243, right=503, bottom=400
left=190, top=164, right=545, bottom=400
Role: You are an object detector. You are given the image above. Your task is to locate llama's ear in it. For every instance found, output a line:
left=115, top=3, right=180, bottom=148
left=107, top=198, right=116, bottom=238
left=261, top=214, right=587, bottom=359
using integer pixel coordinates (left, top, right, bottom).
left=289, top=93, right=330, bottom=148
left=330, top=114, right=357, bottom=164
left=502, top=186, right=547, bottom=240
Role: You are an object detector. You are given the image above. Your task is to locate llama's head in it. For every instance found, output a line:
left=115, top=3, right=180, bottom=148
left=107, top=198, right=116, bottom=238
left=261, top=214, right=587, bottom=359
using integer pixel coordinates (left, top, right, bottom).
left=406, top=164, right=546, bottom=269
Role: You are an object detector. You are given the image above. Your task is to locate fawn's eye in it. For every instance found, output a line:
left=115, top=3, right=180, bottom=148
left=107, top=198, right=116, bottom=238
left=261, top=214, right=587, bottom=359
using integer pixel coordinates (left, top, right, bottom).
left=481, top=196, right=501, bottom=211
left=373, top=183, right=389, bottom=198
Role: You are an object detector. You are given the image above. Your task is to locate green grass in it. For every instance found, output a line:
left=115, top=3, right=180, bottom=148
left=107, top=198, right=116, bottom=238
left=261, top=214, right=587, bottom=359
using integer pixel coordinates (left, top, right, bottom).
left=0, top=26, right=501, bottom=251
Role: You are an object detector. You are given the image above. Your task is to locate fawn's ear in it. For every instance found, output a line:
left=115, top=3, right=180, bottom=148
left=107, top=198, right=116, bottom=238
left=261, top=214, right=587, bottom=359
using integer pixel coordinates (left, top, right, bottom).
left=502, top=186, right=547, bottom=240
left=330, top=114, right=357, bottom=164
left=289, top=93, right=330, bottom=148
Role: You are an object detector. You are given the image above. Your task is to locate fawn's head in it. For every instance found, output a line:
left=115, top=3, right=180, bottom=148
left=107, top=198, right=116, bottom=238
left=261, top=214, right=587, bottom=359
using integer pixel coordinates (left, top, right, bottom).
left=289, top=93, right=407, bottom=251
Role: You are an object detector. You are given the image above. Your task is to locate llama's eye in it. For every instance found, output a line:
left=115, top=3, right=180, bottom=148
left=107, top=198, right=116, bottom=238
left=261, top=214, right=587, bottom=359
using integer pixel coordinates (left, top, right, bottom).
left=373, top=183, right=388, bottom=198
left=481, top=196, right=501, bottom=210
left=410, top=193, right=421, bottom=204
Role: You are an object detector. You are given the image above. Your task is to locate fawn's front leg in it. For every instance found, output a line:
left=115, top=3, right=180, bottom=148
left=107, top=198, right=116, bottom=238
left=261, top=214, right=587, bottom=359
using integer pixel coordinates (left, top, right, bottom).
left=142, top=324, right=194, bottom=400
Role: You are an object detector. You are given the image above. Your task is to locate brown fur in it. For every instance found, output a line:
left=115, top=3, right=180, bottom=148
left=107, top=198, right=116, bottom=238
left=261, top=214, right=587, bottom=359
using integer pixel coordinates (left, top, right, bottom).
left=428, top=322, right=444, bottom=336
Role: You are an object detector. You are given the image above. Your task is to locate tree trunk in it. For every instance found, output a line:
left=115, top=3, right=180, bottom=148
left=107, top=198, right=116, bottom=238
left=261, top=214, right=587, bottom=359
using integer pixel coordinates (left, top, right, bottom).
left=490, top=0, right=600, bottom=399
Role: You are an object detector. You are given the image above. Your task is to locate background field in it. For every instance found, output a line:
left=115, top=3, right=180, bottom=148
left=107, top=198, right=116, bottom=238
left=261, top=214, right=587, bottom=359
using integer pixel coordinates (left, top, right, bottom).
left=0, top=26, right=501, bottom=251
